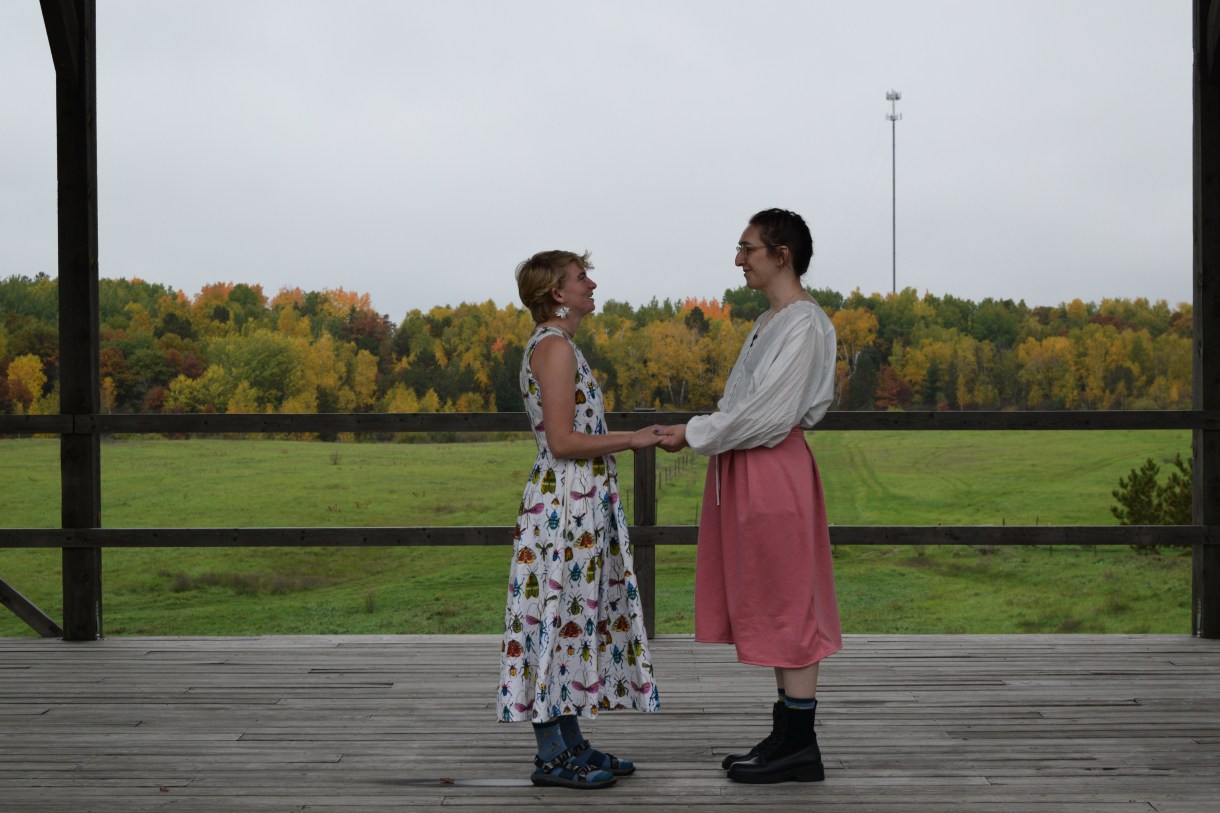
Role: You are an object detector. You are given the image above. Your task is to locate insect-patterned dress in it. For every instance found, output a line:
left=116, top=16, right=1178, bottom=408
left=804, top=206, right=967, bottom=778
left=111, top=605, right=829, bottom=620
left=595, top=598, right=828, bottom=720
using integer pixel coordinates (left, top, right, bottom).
left=497, top=325, right=660, bottom=724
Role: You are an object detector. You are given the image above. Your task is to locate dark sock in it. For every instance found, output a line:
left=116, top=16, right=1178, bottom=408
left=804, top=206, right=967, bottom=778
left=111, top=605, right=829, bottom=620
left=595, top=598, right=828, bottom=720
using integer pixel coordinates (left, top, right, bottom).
left=532, top=717, right=614, bottom=783
left=532, top=719, right=567, bottom=763
left=558, top=714, right=634, bottom=771
left=557, top=715, right=584, bottom=749
left=784, top=694, right=817, bottom=711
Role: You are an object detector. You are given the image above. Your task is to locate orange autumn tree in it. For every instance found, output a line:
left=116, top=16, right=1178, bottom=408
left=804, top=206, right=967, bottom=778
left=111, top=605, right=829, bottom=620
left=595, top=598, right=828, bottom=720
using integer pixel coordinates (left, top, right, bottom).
left=681, top=296, right=732, bottom=322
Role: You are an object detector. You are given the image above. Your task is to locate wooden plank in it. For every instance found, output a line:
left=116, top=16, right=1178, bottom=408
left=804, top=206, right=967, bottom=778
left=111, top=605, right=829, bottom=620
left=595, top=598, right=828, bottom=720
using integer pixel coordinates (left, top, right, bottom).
left=3, top=409, right=1218, bottom=437
left=0, top=635, right=1217, bottom=810
left=1196, top=0, right=1220, bottom=638
left=0, top=576, right=63, bottom=638
left=0, top=524, right=1215, bottom=549
left=0, top=415, right=73, bottom=434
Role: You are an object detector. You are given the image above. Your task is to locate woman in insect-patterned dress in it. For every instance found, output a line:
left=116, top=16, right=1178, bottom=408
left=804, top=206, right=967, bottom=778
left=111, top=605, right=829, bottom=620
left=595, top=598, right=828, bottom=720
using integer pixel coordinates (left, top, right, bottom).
left=498, top=250, right=662, bottom=790
left=659, top=209, right=842, bottom=785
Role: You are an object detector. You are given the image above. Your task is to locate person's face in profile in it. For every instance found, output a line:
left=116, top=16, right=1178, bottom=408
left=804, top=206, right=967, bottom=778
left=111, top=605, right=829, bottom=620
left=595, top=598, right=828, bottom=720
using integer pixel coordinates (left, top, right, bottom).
left=736, top=224, right=783, bottom=291
left=554, top=261, right=598, bottom=317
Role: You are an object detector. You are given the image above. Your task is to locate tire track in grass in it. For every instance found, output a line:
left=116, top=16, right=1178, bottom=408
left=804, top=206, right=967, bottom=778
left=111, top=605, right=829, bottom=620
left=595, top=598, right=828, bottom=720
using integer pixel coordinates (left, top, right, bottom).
left=825, top=433, right=894, bottom=521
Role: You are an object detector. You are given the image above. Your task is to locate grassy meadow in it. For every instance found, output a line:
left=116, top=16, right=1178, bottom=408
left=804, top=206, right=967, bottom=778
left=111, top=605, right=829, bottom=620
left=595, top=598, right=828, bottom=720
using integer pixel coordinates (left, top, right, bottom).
left=0, top=430, right=1194, bottom=637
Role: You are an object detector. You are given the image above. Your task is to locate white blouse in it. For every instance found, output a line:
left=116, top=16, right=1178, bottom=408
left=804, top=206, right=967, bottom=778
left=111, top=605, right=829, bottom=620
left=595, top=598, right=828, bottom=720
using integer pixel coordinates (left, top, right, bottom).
left=685, top=300, right=837, bottom=456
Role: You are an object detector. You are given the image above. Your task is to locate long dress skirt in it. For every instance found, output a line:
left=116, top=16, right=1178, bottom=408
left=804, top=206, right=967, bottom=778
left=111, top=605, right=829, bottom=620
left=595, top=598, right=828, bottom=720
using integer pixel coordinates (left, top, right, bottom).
left=496, top=326, right=660, bottom=724
left=694, top=427, right=843, bottom=668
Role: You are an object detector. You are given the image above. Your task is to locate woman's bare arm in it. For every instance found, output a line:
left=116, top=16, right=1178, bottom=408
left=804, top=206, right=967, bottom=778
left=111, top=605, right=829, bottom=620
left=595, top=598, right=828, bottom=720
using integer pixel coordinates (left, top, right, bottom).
left=532, top=335, right=661, bottom=459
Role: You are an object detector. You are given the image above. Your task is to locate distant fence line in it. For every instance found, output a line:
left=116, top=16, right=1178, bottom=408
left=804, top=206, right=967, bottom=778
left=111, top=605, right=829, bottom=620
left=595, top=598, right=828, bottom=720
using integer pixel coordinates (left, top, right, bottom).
left=3, top=409, right=1220, bottom=435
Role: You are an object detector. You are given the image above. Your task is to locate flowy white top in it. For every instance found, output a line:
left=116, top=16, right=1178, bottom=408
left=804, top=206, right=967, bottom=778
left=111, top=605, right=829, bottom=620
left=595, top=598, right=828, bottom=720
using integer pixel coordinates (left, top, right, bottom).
left=685, top=300, right=837, bottom=456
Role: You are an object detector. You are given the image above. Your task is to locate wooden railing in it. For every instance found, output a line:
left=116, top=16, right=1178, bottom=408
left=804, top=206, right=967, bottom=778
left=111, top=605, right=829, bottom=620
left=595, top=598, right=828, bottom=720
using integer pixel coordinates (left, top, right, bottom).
left=2, top=409, right=1218, bottom=639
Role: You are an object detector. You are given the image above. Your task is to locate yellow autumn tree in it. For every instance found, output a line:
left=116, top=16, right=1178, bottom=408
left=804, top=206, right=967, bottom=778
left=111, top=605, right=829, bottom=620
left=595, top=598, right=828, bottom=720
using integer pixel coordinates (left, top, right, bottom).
left=275, top=304, right=312, bottom=339
left=642, top=319, right=706, bottom=409
left=1017, top=336, right=1077, bottom=408
left=100, top=377, right=118, bottom=414
left=382, top=383, right=421, bottom=413
left=702, top=318, right=753, bottom=407
left=588, top=314, right=653, bottom=410
left=350, top=349, right=379, bottom=410
left=832, top=307, right=879, bottom=369
left=5, top=354, right=47, bottom=414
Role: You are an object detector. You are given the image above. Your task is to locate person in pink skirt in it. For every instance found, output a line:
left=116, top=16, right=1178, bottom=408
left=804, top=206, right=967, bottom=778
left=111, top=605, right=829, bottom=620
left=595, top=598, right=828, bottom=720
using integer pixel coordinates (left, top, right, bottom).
left=657, top=208, right=842, bottom=784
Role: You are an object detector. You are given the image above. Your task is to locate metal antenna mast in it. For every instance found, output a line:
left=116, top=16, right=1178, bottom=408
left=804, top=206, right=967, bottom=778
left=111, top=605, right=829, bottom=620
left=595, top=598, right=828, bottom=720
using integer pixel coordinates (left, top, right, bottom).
left=886, top=90, right=902, bottom=294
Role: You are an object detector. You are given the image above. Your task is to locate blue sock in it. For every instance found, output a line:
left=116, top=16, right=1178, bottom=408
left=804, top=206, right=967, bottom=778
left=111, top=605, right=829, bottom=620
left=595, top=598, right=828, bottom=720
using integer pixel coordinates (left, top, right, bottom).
left=532, top=719, right=566, bottom=762
left=784, top=694, right=817, bottom=711
left=558, top=714, right=634, bottom=772
left=557, top=715, right=585, bottom=749
left=777, top=688, right=787, bottom=702
left=558, top=715, right=597, bottom=767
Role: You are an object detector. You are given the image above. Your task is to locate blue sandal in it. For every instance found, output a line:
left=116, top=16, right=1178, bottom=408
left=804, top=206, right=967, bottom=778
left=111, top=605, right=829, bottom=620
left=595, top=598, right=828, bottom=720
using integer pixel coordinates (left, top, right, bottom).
left=572, top=739, right=636, bottom=776
left=531, top=747, right=618, bottom=790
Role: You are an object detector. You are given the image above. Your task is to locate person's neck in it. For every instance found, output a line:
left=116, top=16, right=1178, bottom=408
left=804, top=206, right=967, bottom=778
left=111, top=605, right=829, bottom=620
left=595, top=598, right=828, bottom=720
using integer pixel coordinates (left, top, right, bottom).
left=764, top=279, right=807, bottom=313
left=542, top=315, right=581, bottom=336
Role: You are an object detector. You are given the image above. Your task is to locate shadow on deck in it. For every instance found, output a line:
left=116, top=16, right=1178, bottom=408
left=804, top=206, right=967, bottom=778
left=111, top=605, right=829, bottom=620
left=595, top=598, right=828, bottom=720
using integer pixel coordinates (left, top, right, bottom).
left=1, top=634, right=1218, bottom=812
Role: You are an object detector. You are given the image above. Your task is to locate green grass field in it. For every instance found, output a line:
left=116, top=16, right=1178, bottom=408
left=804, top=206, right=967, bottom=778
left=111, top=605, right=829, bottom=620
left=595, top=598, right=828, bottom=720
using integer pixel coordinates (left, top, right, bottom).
left=0, top=430, right=1193, bottom=637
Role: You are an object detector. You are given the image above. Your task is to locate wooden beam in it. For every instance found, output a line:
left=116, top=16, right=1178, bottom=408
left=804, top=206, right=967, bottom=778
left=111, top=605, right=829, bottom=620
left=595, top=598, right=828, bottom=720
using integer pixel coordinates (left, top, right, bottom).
left=0, top=524, right=1213, bottom=549
left=0, top=576, right=64, bottom=638
left=46, top=0, right=102, bottom=641
left=633, top=444, right=658, bottom=638
left=0, top=415, right=73, bottom=434
left=1195, top=0, right=1220, bottom=638
left=0, top=409, right=1216, bottom=437
left=39, top=0, right=80, bottom=82
left=1207, top=0, right=1220, bottom=78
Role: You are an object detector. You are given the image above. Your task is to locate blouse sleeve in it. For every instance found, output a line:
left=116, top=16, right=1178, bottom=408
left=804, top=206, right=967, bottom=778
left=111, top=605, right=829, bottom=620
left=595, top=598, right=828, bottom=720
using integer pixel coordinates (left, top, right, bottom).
left=685, top=309, right=832, bottom=456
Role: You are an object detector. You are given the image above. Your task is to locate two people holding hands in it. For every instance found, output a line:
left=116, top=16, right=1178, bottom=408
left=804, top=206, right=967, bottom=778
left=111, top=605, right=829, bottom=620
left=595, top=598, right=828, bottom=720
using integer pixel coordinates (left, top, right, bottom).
left=498, top=208, right=841, bottom=789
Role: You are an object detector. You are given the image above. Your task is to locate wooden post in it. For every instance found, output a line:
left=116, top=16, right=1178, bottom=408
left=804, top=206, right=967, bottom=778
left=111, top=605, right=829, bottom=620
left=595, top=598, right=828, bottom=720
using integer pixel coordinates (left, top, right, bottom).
left=632, top=410, right=658, bottom=637
left=41, top=0, right=103, bottom=641
left=1194, top=0, right=1220, bottom=638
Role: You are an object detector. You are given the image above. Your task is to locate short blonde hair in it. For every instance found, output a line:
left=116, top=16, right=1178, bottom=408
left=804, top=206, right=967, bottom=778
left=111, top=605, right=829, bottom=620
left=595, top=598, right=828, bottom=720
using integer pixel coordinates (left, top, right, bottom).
left=515, top=250, right=594, bottom=324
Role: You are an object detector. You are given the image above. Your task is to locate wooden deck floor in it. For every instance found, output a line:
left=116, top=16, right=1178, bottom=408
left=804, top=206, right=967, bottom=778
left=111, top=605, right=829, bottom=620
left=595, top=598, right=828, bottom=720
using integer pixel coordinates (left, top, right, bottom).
left=1, top=634, right=1219, bottom=812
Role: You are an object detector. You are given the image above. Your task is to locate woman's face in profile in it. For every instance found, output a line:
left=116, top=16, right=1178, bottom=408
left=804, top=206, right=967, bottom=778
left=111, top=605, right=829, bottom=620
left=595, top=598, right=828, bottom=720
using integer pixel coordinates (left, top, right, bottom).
left=736, top=224, right=782, bottom=291
left=555, top=261, right=598, bottom=316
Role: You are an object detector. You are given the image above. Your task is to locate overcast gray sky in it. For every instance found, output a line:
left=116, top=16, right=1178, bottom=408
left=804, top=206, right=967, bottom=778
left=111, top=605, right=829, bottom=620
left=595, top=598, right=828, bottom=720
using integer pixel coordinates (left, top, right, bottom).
left=0, top=1, right=1193, bottom=322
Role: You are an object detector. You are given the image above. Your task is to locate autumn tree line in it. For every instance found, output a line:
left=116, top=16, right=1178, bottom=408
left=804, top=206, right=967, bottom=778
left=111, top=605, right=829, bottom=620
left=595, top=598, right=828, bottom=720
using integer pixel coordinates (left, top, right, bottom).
left=0, top=273, right=1193, bottom=426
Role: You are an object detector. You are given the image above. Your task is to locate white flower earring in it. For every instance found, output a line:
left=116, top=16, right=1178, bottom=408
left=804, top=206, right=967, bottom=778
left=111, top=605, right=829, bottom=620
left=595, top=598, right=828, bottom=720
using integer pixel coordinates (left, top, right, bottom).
left=555, top=305, right=571, bottom=319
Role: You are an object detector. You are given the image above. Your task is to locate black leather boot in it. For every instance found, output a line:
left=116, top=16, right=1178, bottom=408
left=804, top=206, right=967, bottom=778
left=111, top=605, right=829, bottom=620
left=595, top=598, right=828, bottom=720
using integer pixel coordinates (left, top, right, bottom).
left=726, top=705, right=824, bottom=784
left=721, top=701, right=787, bottom=769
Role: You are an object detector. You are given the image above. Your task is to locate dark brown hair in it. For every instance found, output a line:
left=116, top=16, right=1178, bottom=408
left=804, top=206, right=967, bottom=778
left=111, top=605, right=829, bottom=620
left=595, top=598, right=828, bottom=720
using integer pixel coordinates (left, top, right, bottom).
left=749, top=208, right=813, bottom=277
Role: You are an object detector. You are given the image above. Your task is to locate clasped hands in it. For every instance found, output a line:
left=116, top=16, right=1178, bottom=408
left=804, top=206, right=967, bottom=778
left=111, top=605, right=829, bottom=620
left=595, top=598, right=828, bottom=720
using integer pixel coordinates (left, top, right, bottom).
left=638, top=423, right=687, bottom=452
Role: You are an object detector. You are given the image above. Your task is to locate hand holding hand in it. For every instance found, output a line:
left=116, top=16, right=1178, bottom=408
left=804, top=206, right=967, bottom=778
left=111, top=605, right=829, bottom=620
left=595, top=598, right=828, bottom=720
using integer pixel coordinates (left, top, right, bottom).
left=656, top=424, right=688, bottom=453
left=630, top=425, right=666, bottom=450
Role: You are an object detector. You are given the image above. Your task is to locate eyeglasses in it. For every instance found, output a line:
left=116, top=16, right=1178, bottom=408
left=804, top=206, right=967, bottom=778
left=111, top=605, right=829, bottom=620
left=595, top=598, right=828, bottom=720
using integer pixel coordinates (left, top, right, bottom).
left=735, top=243, right=770, bottom=256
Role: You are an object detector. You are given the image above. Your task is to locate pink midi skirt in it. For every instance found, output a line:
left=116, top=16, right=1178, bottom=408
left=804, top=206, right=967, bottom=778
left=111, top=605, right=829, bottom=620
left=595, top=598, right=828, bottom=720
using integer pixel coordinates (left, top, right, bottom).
left=694, top=427, right=843, bottom=668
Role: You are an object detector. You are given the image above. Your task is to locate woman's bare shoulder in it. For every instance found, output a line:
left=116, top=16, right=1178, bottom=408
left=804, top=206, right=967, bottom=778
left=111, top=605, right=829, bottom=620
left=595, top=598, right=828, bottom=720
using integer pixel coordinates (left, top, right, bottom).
left=531, top=333, right=575, bottom=369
